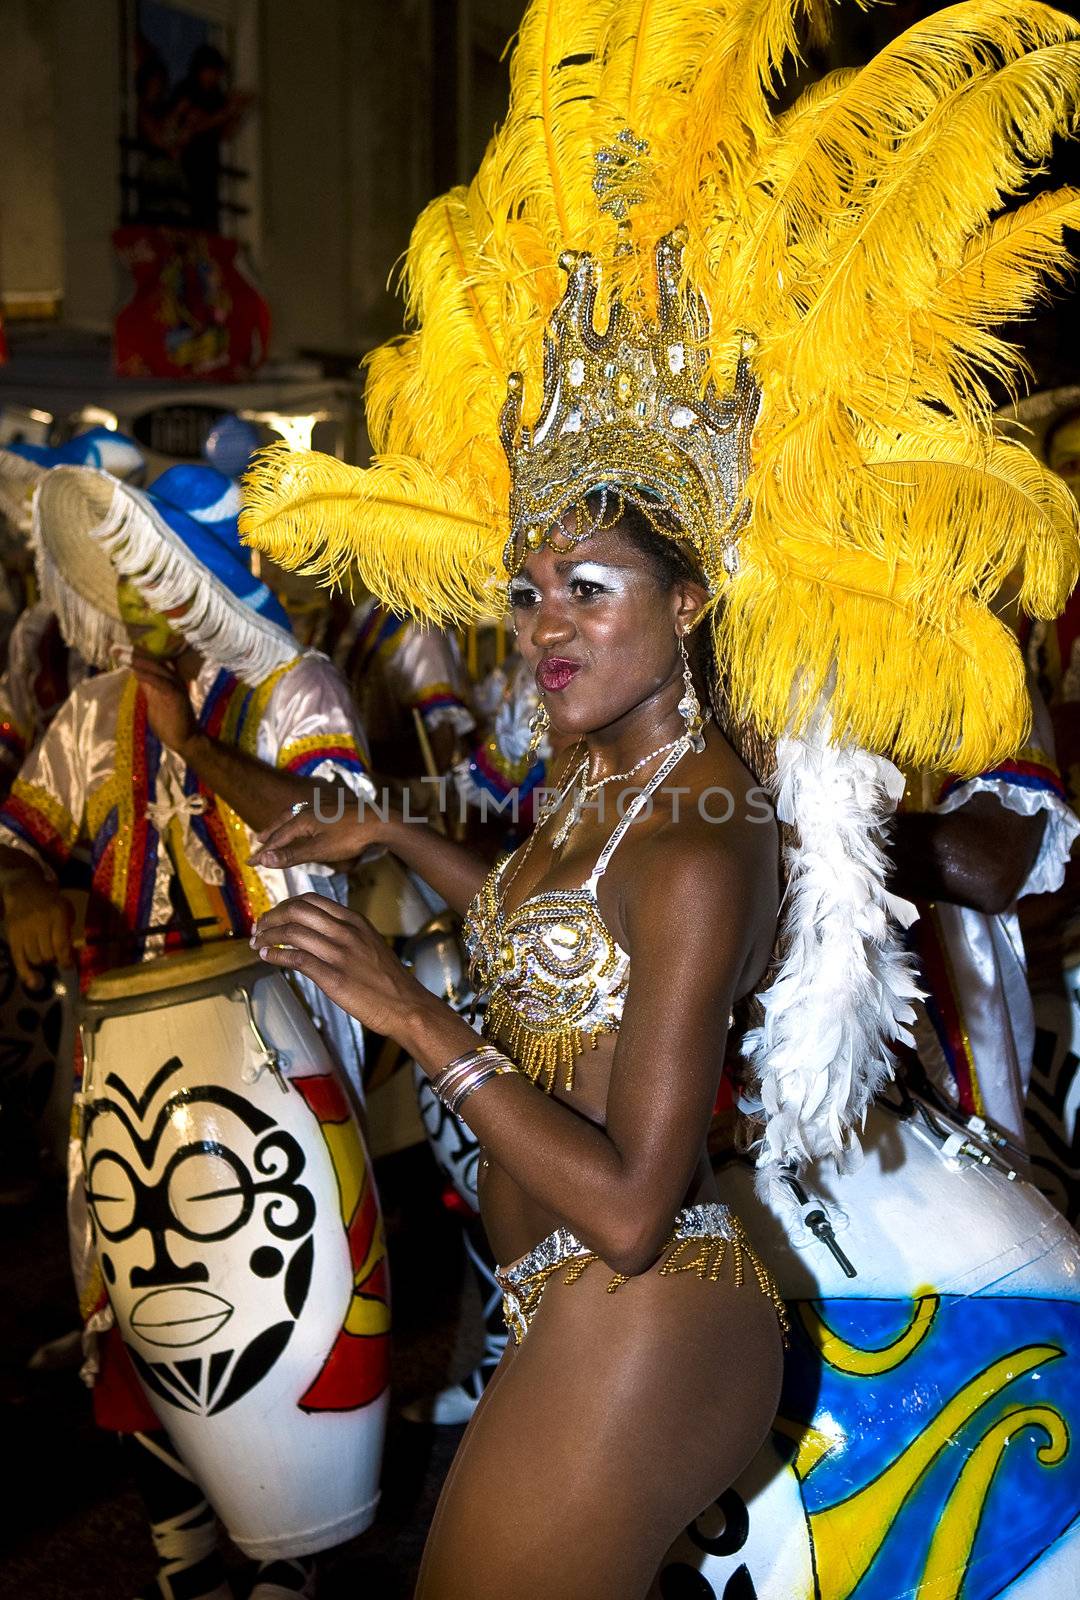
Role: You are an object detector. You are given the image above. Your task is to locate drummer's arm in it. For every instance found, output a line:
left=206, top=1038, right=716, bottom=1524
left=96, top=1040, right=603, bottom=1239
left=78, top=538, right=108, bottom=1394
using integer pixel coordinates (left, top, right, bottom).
left=0, top=693, right=84, bottom=986
left=177, top=731, right=338, bottom=835
left=0, top=836, right=75, bottom=987
left=133, top=650, right=336, bottom=834
left=890, top=791, right=1046, bottom=914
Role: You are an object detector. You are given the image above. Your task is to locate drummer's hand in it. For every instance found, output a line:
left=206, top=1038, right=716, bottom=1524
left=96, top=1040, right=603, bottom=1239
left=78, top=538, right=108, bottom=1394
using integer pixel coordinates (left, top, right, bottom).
left=248, top=799, right=386, bottom=871
left=131, top=651, right=198, bottom=754
left=252, top=893, right=414, bottom=1035
left=4, top=877, right=74, bottom=990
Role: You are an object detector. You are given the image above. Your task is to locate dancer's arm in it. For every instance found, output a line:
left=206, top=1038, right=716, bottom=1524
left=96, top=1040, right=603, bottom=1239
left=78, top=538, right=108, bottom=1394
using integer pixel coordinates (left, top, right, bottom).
left=249, top=799, right=491, bottom=914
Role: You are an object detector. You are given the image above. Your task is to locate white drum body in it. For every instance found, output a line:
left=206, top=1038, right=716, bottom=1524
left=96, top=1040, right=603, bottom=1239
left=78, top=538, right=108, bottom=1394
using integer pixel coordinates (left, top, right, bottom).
left=79, top=944, right=390, bottom=1560
left=653, top=1095, right=1080, bottom=1600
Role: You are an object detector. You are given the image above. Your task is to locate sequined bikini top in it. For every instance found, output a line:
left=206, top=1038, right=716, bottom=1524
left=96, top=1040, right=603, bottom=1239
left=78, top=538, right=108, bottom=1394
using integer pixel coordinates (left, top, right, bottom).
left=462, top=743, right=691, bottom=1093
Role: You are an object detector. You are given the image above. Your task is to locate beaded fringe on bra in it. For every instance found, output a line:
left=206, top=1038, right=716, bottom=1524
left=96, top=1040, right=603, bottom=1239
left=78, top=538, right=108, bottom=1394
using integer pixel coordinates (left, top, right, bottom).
left=494, top=1202, right=790, bottom=1345
left=481, top=989, right=617, bottom=1094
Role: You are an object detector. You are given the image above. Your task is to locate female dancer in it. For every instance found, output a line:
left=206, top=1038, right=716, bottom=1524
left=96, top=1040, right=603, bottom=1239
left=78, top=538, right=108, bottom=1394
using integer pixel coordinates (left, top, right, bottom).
left=250, top=500, right=785, bottom=1597
left=241, top=1, right=1080, bottom=1594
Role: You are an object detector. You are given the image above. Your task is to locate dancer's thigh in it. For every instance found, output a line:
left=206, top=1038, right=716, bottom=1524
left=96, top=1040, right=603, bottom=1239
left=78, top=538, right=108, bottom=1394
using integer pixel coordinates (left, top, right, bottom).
left=416, top=1265, right=783, bottom=1600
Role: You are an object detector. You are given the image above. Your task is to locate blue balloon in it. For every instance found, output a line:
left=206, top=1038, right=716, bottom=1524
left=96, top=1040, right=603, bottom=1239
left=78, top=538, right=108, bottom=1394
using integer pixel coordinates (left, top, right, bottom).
left=203, top=414, right=261, bottom=479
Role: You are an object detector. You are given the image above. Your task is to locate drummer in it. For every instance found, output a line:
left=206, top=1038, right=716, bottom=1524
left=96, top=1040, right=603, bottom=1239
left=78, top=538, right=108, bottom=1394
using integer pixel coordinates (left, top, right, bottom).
left=0, top=433, right=144, bottom=1195
left=0, top=461, right=375, bottom=1600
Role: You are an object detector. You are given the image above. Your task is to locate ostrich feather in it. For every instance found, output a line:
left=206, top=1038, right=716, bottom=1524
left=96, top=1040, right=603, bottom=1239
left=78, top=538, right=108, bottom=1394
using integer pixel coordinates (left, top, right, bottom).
left=721, top=1, right=1080, bottom=309
left=240, top=446, right=504, bottom=624
left=719, top=550, right=1033, bottom=775
left=483, top=0, right=615, bottom=257
left=378, top=189, right=514, bottom=484
left=673, top=0, right=825, bottom=214
left=728, top=409, right=1078, bottom=773
left=362, top=338, right=420, bottom=459
left=595, top=1, right=726, bottom=164
left=909, top=188, right=1080, bottom=411
left=779, top=42, right=1080, bottom=394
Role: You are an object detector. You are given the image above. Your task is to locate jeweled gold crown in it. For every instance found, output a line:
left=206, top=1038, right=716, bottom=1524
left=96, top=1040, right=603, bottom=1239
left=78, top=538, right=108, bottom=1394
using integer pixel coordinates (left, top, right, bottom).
left=499, top=228, right=761, bottom=589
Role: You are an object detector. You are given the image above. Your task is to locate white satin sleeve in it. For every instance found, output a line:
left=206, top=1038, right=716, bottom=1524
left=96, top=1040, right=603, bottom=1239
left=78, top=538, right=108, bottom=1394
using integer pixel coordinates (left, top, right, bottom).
left=0, top=674, right=120, bottom=873
left=0, top=604, right=54, bottom=777
left=254, top=650, right=376, bottom=798
left=386, top=623, right=475, bottom=736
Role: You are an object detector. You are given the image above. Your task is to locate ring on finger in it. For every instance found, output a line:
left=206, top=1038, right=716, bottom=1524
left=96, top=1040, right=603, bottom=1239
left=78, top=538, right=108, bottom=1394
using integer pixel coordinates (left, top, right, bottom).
left=290, top=799, right=311, bottom=818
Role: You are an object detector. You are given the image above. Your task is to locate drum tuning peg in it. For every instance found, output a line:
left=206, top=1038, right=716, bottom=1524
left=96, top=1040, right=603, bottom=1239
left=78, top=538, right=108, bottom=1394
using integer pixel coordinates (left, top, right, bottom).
left=234, top=985, right=290, bottom=1092
left=802, top=1208, right=858, bottom=1279
left=965, top=1113, right=1002, bottom=1146
left=937, top=1129, right=1017, bottom=1179
left=964, top=1112, right=1022, bottom=1161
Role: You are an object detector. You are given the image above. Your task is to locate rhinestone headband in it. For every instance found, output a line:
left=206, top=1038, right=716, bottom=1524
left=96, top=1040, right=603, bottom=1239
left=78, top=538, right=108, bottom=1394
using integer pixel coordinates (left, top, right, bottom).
left=499, top=227, right=761, bottom=589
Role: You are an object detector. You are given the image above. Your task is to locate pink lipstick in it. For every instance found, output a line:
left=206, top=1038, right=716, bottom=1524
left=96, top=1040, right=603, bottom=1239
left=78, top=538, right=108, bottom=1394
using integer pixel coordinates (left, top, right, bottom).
left=537, top=657, right=581, bottom=692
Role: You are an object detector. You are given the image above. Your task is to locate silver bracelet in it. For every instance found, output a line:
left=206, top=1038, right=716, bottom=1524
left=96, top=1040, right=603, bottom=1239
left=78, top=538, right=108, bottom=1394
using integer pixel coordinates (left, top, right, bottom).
left=431, top=1045, right=515, bottom=1115
left=432, top=1044, right=506, bottom=1096
left=433, top=1048, right=513, bottom=1111
left=445, top=1063, right=510, bottom=1115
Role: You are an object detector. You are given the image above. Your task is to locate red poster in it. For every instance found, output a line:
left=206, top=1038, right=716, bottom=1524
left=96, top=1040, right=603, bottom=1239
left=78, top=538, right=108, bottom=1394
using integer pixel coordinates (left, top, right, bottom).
left=113, top=225, right=269, bottom=381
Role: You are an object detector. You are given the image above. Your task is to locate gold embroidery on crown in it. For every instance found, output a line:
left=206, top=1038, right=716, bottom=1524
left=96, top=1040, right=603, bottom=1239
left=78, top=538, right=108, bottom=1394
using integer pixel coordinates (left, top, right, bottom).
left=499, top=228, right=761, bottom=588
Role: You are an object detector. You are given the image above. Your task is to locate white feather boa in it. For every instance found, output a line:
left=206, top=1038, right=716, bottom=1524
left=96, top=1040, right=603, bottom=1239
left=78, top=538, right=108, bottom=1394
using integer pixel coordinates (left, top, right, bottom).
left=741, top=714, right=922, bottom=1202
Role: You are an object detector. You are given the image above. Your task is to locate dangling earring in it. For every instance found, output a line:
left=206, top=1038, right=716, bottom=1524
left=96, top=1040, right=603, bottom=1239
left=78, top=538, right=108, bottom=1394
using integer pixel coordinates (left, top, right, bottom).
left=677, top=634, right=706, bottom=754
left=526, top=699, right=549, bottom=760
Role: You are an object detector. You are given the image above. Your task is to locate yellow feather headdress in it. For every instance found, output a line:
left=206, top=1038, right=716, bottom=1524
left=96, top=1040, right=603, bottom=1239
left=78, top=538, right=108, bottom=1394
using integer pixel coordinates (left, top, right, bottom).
left=242, top=0, right=1080, bottom=780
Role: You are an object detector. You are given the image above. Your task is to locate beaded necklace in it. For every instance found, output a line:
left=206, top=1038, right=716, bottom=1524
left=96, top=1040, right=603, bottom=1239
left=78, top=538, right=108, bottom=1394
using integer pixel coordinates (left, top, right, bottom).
left=503, top=722, right=688, bottom=899
left=551, top=715, right=711, bottom=849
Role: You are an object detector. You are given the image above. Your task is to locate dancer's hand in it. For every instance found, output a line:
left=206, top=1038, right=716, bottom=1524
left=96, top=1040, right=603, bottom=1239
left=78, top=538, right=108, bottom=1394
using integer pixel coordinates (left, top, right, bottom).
left=248, top=797, right=387, bottom=870
left=252, top=892, right=420, bottom=1036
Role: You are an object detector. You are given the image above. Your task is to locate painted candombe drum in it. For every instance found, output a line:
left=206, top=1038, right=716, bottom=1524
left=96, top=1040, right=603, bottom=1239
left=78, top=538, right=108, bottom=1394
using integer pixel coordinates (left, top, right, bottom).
left=654, top=1091, right=1080, bottom=1600
left=78, top=941, right=390, bottom=1560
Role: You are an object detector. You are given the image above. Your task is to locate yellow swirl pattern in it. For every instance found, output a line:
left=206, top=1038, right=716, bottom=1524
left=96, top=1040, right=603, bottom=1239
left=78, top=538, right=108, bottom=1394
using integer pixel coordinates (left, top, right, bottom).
left=799, top=1291, right=940, bottom=1378
left=773, top=1415, right=840, bottom=1480
left=919, top=1405, right=1070, bottom=1599
left=808, top=1343, right=1064, bottom=1600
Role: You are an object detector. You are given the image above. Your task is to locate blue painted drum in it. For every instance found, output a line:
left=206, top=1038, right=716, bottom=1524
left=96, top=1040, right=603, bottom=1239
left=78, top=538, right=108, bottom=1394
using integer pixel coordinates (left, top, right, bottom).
left=652, top=1093, right=1080, bottom=1600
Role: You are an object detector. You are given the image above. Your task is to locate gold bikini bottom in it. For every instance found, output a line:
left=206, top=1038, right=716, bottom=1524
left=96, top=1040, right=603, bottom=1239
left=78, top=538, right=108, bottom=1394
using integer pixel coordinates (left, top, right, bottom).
left=494, top=1202, right=789, bottom=1345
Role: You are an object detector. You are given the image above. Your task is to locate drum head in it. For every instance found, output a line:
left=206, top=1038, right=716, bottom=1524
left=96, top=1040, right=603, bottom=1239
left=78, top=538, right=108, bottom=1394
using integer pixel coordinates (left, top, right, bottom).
left=83, top=939, right=263, bottom=1007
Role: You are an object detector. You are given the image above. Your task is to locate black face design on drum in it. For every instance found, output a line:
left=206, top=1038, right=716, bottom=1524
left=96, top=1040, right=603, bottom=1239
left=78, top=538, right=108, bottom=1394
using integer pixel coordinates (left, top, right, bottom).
left=84, top=1055, right=318, bottom=1415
